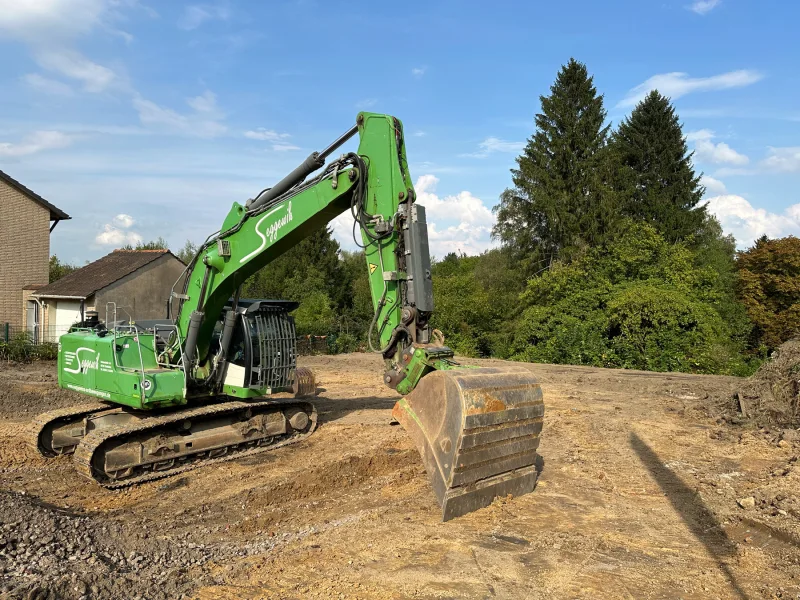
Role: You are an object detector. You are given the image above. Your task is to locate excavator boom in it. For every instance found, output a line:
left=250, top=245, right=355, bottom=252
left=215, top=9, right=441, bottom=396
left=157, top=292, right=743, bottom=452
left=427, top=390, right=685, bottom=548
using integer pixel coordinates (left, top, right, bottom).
left=33, top=113, right=544, bottom=520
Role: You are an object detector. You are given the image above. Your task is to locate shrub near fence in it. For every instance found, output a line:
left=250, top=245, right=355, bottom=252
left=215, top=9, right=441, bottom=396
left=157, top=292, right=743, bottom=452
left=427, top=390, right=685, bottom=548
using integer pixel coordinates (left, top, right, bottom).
left=0, top=331, right=58, bottom=362
left=296, top=335, right=331, bottom=355
left=2, top=324, right=72, bottom=345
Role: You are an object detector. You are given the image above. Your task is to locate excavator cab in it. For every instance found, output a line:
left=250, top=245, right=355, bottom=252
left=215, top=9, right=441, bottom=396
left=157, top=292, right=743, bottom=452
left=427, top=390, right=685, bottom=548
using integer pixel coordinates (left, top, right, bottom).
left=216, top=300, right=298, bottom=391
left=214, top=299, right=315, bottom=398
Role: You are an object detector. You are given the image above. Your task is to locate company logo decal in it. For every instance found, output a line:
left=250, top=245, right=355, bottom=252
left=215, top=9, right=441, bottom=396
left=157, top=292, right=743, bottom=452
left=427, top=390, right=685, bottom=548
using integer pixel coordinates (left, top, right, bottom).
left=63, top=347, right=113, bottom=374
left=240, top=201, right=293, bottom=263
left=63, top=347, right=100, bottom=374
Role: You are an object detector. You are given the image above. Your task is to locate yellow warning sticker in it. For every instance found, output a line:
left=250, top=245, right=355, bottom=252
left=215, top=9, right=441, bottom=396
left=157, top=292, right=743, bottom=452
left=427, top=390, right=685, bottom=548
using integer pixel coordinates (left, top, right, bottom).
left=369, top=263, right=377, bottom=274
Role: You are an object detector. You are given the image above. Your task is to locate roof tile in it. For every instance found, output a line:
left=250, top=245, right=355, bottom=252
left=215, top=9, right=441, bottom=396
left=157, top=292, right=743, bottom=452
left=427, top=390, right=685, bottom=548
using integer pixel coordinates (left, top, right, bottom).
left=34, top=250, right=179, bottom=298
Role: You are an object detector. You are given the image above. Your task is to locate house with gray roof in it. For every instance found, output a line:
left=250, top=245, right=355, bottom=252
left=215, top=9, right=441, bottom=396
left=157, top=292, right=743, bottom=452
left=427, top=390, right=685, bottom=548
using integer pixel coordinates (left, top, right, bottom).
left=31, top=249, right=186, bottom=342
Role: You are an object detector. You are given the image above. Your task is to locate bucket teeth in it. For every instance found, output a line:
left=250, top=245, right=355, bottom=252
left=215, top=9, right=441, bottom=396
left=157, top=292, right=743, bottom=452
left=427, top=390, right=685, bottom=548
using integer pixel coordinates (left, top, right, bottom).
left=392, top=366, right=544, bottom=521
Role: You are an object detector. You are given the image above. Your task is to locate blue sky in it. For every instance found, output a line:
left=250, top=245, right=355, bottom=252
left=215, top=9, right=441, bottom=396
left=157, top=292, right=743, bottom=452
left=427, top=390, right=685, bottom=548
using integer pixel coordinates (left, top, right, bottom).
left=0, top=0, right=798, bottom=264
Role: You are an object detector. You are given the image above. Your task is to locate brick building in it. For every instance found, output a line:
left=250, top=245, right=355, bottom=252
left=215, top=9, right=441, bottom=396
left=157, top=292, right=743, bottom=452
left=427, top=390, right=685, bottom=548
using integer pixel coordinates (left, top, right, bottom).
left=0, top=170, right=70, bottom=336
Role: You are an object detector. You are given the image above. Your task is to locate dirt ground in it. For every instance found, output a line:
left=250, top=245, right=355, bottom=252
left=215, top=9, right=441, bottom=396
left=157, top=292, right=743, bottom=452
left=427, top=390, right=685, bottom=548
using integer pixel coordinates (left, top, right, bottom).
left=1, top=353, right=799, bottom=600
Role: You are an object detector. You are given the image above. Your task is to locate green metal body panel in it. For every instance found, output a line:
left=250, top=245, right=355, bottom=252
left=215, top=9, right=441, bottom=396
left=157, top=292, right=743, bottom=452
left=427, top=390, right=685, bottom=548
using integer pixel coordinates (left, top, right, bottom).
left=221, top=384, right=267, bottom=398
left=58, top=330, right=185, bottom=409
left=395, top=347, right=460, bottom=395
left=355, top=113, right=411, bottom=349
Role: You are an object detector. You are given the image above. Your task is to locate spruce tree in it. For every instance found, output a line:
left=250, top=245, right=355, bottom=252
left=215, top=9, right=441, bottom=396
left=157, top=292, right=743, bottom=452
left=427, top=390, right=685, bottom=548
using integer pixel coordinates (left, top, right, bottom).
left=493, top=58, right=616, bottom=272
left=612, top=90, right=705, bottom=242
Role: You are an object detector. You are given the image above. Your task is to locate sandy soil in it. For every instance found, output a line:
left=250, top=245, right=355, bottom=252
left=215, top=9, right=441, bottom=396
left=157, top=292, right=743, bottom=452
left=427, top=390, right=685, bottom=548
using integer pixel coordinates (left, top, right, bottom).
left=1, top=354, right=799, bottom=599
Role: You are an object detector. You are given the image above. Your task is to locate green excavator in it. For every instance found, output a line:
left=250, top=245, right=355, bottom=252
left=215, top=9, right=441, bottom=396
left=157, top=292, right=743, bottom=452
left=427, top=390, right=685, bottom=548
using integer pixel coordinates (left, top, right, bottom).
left=31, top=113, right=544, bottom=521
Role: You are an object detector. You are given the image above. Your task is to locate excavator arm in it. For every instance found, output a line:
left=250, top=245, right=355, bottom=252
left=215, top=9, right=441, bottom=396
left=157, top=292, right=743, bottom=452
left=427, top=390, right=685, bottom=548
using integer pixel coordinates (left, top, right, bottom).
left=44, top=112, right=544, bottom=520
left=170, top=112, right=544, bottom=519
left=173, top=113, right=443, bottom=395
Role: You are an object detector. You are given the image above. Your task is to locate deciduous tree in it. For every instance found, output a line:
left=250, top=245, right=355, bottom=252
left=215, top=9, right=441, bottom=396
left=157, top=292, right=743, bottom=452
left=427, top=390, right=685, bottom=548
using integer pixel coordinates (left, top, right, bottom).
left=737, top=235, right=800, bottom=349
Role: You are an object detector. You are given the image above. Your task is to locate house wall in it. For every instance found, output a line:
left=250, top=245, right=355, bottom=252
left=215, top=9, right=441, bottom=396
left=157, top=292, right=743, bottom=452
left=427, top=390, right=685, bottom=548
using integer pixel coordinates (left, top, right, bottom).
left=93, top=254, right=185, bottom=322
left=0, top=180, right=49, bottom=330
left=37, top=299, right=84, bottom=343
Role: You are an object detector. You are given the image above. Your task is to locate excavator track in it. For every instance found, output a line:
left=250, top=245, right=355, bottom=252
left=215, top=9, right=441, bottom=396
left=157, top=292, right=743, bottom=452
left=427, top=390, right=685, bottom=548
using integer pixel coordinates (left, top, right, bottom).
left=30, top=403, right=113, bottom=457
left=72, top=399, right=317, bottom=488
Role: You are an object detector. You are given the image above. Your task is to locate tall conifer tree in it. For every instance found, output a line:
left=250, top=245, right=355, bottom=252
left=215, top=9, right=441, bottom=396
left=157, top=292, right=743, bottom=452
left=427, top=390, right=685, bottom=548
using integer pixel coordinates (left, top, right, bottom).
left=612, top=90, right=705, bottom=241
left=493, top=58, right=616, bottom=271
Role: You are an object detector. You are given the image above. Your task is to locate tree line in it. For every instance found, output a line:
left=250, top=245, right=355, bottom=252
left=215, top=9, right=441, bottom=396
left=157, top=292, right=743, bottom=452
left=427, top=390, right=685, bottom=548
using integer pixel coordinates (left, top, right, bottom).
left=436, top=59, right=796, bottom=374
left=49, top=59, right=799, bottom=372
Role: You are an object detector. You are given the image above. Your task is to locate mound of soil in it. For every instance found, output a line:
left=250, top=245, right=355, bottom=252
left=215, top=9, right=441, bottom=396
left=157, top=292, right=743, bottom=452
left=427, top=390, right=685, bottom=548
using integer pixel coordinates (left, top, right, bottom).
left=731, top=340, right=800, bottom=429
left=0, top=362, right=83, bottom=418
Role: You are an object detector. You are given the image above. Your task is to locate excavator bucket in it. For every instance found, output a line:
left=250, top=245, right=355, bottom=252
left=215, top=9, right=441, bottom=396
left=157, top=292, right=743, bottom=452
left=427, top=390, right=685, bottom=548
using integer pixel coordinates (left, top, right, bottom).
left=393, top=365, right=544, bottom=521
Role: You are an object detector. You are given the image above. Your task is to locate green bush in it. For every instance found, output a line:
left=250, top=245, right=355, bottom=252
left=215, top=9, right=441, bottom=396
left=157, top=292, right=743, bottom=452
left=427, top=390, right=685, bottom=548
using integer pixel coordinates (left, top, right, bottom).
left=0, top=334, right=59, bottom=363
left=36, top=343, right=59, bottom=361
left=332, top=332, right=361, bottom=354
left=605, top=284, right=725, bottom=372
left=509, top=222, right=755, bottom=374
left=0, top=332, right=36, bottom=362
left=512, top=309, right=611, bottom=367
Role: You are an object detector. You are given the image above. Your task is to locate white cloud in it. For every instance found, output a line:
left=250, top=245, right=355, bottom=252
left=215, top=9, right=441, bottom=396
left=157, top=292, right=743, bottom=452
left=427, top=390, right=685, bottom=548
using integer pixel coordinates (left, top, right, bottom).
left=704, top=195, right=800, bottom=248
left=414, top=175, right=496, bottom=256
left=761, top=147, right=800, bottom=173
left=97, top=210, right=143, bottom=245
left=461, top=136, right=524, bottom=158
left=22, top=73, right=74, bottom=96
left=415, top=174, right=494, bottom=224
left=0, top=0, right=108, bottom=42
left=178, top=3, right=230, bottom=30
left=95, top=223, right=142, bottom=246
left=700, top=175, right=726, bottom=195
left=244, top=129, right=290, bottom=142
left=685, top=129, right=714, bottom=142
left=427, top=221, right=496, bottom=257
left=329, top=174, right=496, bottom=256
left=356, top=98, right=377, bottom=109
left=187, top=91, right=219, bottom=113
left=133, top=91, right=227, bottom=137
left=481, top=137, right=525, bottom=153
left=689, top=0, right=721, bottom=15
left=0, top=131, right=72, bottom=157
left=0, top=0, right=124, bottom=94
left=413, top=131, right=426, bottom=137
left=35, top=49, right=116, bottom=92
left=686, top=129, right=749, bottom=166
left=112, top=213, right=135, bottom=228
left=411, top=66, right=427, bottom=78
left=617, top=69, right=762, bottom=108
left=695, top=139, right=748, bottom=166
left=329, top=212, right=359, bottom=251
left=244, top=129, right=298, bottom=151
